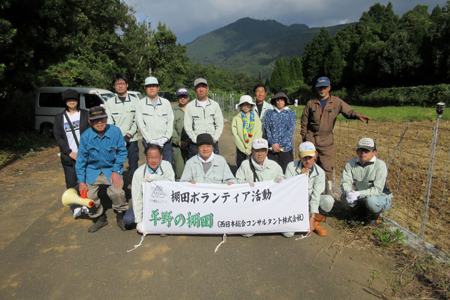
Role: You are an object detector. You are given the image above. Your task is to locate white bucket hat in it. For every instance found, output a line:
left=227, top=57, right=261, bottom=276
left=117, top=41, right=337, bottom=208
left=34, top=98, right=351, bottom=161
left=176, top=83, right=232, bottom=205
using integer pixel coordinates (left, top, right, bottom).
left=236, top=95, right=255, bottom=111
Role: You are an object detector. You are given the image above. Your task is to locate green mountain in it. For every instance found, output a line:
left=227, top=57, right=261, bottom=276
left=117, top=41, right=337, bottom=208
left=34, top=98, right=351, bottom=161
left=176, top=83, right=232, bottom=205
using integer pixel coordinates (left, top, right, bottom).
left=187, top=17, right=351, bottom=78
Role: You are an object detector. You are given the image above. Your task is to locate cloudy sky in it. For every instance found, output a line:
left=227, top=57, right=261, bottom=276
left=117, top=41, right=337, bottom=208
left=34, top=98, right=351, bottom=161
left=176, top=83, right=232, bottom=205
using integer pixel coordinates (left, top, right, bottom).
left=123, top=0, right=446, bottom=45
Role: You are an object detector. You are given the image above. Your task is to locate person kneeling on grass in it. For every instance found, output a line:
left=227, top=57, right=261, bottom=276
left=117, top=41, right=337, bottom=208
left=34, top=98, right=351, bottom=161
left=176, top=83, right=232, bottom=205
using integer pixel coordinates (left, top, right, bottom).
left=124, top=144, right=175, bottom=234
left=180, top=133, right=236, bottom=185
left=235, top=138, right=285, bottom=238
left=340, top=137, right=392, bottom=227
left=285, top=142, right=334, bottom=236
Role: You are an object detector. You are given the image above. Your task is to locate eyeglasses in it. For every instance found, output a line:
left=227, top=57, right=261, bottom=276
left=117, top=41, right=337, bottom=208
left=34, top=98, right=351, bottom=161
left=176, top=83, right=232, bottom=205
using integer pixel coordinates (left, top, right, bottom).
left=91, top=118, right=106, bottom=124
left=114, top=82, right=126, bottom=86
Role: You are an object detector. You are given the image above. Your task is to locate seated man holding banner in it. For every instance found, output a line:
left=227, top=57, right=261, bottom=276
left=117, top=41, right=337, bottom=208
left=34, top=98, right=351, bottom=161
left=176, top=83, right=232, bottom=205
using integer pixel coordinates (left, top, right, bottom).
left=180, top=133, right=236, bottom=185
left=285, top=142, right=334, bottom=236
left=235, top=138, right=283, bottom=184
left=129, top=144, right=175, bottom=234
left=235, top=138, right=287, bottom=238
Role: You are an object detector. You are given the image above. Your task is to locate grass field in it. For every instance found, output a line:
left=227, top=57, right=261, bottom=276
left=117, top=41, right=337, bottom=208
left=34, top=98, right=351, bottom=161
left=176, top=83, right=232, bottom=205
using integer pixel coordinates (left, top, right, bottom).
left=290, top=105, right=450, bottom=122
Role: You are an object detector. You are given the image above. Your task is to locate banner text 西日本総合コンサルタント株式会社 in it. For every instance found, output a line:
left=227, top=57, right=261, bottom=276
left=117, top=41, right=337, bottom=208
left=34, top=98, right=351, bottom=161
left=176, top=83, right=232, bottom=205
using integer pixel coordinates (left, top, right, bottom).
left=142, top=175, right=310, bottom=234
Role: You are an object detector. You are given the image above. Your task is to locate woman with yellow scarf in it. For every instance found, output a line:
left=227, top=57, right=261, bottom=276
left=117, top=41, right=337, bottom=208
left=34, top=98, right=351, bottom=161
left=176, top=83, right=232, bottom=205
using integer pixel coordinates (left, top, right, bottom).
left=231, top=95, right=263, bottom=168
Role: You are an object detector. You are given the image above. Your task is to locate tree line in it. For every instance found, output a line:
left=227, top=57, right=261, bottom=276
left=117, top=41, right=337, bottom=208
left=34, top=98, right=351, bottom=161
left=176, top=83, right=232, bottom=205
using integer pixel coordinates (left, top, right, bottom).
left=269, top=2, right=450, bottom=105
left=0, top=0, right=260, bottom=131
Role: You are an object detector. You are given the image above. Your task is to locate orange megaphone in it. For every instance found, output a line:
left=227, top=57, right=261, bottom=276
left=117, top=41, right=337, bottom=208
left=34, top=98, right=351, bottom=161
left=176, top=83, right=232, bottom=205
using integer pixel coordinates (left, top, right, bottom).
left=61, top=188, right=95, bottom=208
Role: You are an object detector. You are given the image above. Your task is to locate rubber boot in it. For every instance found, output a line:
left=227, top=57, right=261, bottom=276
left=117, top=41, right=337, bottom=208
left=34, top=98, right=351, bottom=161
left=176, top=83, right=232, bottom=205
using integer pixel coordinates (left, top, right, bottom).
left=313, top=213, right=327, bottom=236
left=116, top=211, right=126, bottom=231
left=325, top=181, right=333, bottom=196
left=347, top=202, right=366, bottom=225
left=365, top=211, right=381, bottom=228
left=88, top=214, right=108, bottom=233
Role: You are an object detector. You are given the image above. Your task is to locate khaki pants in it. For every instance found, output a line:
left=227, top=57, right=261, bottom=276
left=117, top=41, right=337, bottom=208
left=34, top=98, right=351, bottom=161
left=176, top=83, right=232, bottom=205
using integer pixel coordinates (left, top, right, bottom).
left=87, top=173, right=127, bottom=218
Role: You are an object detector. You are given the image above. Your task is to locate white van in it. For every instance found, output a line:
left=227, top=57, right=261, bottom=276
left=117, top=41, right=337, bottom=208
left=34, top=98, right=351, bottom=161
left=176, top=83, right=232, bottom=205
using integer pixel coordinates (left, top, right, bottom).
left=35, top=87, right=115, bottom=137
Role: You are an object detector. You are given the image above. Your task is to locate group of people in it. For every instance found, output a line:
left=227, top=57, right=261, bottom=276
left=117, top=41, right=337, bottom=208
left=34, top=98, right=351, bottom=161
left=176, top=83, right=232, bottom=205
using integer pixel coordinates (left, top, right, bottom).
left=54, top=74, right=393, bottom=236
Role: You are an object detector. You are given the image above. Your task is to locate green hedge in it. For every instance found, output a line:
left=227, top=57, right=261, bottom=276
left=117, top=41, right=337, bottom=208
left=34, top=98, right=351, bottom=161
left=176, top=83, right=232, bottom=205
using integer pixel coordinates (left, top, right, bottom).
left=290, top=84, right=450, bottom=107
left=349, top=84, right=450, bottom=107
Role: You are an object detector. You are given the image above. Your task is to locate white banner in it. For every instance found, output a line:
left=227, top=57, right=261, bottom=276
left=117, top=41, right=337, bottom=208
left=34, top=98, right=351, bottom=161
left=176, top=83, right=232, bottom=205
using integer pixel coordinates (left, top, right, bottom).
left=142, top=174, right=310, bottom=234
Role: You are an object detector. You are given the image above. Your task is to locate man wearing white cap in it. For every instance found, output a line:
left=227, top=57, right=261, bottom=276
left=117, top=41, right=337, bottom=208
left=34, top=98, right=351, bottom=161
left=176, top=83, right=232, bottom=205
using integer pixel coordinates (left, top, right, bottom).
left=340, top=137, right=392, bottom=227
left=136, top=76, right=174, bottom=163
left=285, top=142, right=334, bottom=236
left=231, top=95, right=263, bottom=168
left=235, top=138, right=283, bottom=184
left=301, top=76, right=370, bottom=195
left=184, top=78, right=224, bottom=158
left=236, top=138, right=285, bottom=238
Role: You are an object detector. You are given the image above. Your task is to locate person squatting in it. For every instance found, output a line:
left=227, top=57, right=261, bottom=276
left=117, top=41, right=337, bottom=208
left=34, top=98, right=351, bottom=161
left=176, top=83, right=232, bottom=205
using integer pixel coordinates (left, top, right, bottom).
left=60, top=75, right=391, bottom=236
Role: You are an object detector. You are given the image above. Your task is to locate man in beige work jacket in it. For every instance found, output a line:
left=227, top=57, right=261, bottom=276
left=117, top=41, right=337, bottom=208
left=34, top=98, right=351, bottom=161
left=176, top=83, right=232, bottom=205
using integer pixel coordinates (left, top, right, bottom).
left=184, top=78, right=224, bottom=158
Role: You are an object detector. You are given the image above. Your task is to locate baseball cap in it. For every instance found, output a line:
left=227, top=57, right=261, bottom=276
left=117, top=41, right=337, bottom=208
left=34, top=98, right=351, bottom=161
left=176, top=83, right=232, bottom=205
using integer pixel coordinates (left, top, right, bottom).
left=176, top=87, right=189, bottom=97
left=194, top=78, right=208, bottom=87
left=316, top=77, right=331, bottom=87
left=88, top=106, right=108, bottom=120
left=253, top=138, right=269, bottom=150
left=62, top=89, right=79, bottom=101
left=299, top=142, right=316, bottom=158
left=357, top=137, right=376, bottom=151
left=144, top=77, right=159, bottom=86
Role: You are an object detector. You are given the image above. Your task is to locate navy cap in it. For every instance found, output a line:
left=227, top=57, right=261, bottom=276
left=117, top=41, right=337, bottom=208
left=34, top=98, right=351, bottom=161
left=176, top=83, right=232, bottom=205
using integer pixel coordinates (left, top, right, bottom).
left=176, top=87, right=189, bottom=97
left=316, top=77, right=331, bottom=87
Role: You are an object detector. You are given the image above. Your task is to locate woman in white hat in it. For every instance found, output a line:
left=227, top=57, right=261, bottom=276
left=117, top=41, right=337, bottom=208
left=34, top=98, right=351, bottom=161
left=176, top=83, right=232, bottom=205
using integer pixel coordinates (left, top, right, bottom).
left=231, top=95, right=263, bottom=167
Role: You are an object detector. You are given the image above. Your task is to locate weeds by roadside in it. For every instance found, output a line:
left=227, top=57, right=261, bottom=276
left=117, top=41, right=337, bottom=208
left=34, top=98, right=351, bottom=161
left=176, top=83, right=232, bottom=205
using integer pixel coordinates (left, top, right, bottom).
left=330, top=217, right=450, bottom=299
left=0, top=131, right=56, bottom=167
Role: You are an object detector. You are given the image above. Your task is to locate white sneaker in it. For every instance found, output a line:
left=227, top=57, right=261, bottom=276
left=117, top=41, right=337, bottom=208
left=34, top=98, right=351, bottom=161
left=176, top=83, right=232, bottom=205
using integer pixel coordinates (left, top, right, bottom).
left=73, top=207, right=82, bottom=218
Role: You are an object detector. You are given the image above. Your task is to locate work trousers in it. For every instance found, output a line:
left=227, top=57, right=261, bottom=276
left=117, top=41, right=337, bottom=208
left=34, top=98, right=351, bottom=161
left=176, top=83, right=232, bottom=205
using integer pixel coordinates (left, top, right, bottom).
left=315, top=144, right=335, bottom=181
left=87, top=173, right=128, bottom=218
left=126, top=141, right=139, bottom=178
left=268, top=150, right=293, bottom=173
left=341, top=194, right=392, bottom=213
left=173, top=145, right=189, bottom=180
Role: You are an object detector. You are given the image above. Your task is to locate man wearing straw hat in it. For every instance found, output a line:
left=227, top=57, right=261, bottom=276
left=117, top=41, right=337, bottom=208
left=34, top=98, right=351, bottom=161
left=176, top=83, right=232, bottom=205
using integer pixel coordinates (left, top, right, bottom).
left=285, top=142, right=335, bottom=236
left=300, top=76, right=370, bottom=195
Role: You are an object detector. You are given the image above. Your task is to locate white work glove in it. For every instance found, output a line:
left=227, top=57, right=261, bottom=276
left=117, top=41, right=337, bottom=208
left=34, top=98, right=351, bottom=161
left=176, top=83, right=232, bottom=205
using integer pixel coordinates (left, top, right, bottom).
left=346, top=190, right=360, bottom=203
left=136, top=222, right=144, bottom=234
left=159, top=137, right=168, bottom=145
left=245, top=178, right=255, bottom=188
left=145, top=174, right=156, bottom=182
left=149, top=140, right=158, bottom=145
left=274, top=175, right=284, bottom=183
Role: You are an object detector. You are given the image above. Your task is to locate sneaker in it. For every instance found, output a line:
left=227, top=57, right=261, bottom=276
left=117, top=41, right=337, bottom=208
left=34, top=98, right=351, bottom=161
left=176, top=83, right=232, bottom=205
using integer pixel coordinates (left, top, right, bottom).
left=73, top=207, right=82, bottom=218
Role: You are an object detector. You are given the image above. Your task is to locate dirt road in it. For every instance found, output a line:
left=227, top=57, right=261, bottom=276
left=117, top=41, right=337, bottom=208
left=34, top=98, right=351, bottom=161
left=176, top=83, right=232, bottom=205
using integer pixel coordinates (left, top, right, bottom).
left=0, top=122, right=396, bottom=299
